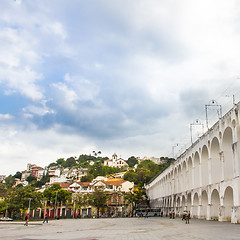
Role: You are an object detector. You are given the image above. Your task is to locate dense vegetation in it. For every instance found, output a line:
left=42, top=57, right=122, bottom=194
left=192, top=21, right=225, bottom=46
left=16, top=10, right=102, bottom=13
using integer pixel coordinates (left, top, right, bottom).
left=124, top=158, right=174, bottom=187
left=48, top=154, right=109, bottom=169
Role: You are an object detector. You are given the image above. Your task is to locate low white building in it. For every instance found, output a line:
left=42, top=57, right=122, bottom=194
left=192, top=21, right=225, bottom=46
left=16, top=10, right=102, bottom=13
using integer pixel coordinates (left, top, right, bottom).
left=49, top=175, right=68, bottom=184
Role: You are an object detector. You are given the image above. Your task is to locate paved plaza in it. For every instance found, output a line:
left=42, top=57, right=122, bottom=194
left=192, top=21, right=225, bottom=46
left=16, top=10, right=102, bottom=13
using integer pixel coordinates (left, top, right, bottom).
left=0, top=217, right=240, bottom=240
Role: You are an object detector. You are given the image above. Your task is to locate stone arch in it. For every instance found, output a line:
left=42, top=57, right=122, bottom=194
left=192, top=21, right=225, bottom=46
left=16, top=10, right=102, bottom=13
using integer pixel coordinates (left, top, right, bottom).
left=186, top=192, right=191, bottom=211
left=192, top=192, right=199, bottom=218
left=210, top=189, right=220, bottom=220
left=201, top=145, right=209, bottom=186
left=176, top=196, right=181, bottom=216
left=177, top=165, right=181, bottom=192
left=222, top=127, right=234, bottom=180
left=182, top=161, right=187, bottom=192
left=223, top=186, right=234, bottom=222
left=201, top=190, right=208, bottom=219
left=194, top=152, right=200, bottom=188
left=182, top=195, right=186, bottom=211
left=210, top=137, right=221, bottom=184
left=167, top=173, right=170, bottom=195
left=169, top=172, right=173, bottom=195
left=174, top=168, right=178, bottom=193
left=187, top=157, right=193, bottom=189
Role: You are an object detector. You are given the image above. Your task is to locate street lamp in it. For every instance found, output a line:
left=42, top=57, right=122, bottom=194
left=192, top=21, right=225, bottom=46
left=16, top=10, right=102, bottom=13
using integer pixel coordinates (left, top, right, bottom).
left=55, top=190, right=59, bottom=219
left=28, top=198, right=32, bottom=214
left=5, top=204, right=9, bottom=218
left=73, top=198, right=76, bottom=219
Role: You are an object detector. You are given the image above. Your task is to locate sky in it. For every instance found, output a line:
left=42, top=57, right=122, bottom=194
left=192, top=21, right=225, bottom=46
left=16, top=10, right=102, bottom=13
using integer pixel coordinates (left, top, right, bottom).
left=1, top=0, right=240, bottom=175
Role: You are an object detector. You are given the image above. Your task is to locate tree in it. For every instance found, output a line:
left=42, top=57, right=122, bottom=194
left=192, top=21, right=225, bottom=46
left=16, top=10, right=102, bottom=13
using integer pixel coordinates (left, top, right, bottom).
left=5, top=175, right=16, bottom=188
left=65, top=157, right=76, bottom=167
left=43, top=184, right=72, bottom=205
left=13, top=171, right=22, bottom=180
left=56, top=158, right=66, bottom=166
left=127, top=156, right=138, bottom=167
left=57, top=189, right=72, bottom=205
left=8, top=185, right=43, bottom=218
left=43, top=184, right=61, bottom=203
left=0, top=183, right=9, bottom=200
left=34, top=174, right=50, bottom=188
left=81, top=174, right=94, bottom=182
left=135, top=168, right=152, bottom=187
left=123, top=170, right=138, bottom=183
left=88, top=187, right=109, bottom=217
left=124, top=187, right=145, bottom=216
left=26, top=175, right=37, bottom=184
left=74, top=194, right=89, bottom=212
left=88, top=161, right=120, bottom=178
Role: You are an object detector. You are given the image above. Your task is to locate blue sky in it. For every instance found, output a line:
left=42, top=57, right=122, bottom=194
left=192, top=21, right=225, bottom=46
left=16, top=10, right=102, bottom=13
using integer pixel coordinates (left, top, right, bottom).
left=1, top=0, right=240, bottom=175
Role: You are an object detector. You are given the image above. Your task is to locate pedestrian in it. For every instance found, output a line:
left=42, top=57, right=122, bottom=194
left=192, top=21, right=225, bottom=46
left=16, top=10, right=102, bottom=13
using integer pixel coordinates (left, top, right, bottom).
left=182, top=211, right=186, bottom=221
left=24, top=212, right=29, bottom=226
left=43, top=212, right=48, bottom=223
left=185, top=211, right=190, bottom=224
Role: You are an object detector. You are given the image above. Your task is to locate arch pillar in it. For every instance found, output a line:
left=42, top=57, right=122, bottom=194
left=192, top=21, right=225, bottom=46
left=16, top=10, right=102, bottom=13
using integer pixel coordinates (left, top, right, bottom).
left=208, top=157, right=212, bottom=185
left=232, top=141, right=239, bottom=178
left=199, top=162, right=202, bottom=187
left=206, top=204, right=211, bottom=220
left=218, top=206, right=225, bottom=222
left=191, top=166, right=195, bottom=189
left=231, top=206, right=239, bottom=224
left=219, top=151, right=224, bottom=181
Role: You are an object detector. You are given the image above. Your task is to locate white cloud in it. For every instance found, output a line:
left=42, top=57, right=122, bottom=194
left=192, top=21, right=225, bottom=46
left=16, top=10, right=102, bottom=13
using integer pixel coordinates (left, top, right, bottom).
left=0, top=114, right=14, bottom=120
left=1, top=0, right=240, bottom=175
left=0, top=124, right=96, bottom=175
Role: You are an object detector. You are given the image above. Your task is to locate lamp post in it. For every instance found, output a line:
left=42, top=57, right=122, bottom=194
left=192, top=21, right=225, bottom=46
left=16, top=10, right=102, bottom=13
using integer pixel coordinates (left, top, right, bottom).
left=5, top=204, right=9, bottom=218
left=73, top=198, right=76, bottom=219
left=55, top=190, right=59, bottom=219
left=28, top=198, right=32, bottom=214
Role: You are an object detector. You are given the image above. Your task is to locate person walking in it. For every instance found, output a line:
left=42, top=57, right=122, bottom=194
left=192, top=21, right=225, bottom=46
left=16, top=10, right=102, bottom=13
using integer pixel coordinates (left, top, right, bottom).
left=185, top=211, right=190, bottom=224
left=182, top=210, right=186, bottom=221
left=24, top=213, right=29, bottom=226
left=43, top=212, right=48, bottom=223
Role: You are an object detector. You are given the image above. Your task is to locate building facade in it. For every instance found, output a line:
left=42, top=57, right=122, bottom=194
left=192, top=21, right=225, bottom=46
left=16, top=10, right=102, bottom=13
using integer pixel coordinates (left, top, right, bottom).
left=145, top=102, right=240, bottom=223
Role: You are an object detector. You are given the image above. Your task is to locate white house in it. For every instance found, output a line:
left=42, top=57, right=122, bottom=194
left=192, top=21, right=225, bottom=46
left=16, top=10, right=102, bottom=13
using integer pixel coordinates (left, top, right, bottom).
left=104, top=154, right=128, bottom=168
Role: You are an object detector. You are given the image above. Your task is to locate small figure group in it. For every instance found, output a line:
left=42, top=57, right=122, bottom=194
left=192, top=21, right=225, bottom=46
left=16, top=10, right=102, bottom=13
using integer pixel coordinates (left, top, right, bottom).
left=182, top=210, right=190, bottom=224
left=169, top=210, right=175, bottom=219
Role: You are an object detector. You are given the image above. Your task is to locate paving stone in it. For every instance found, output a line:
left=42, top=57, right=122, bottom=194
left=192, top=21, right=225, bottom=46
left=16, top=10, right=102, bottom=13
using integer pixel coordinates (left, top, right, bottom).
left=0, top=217, right=239, bottom=240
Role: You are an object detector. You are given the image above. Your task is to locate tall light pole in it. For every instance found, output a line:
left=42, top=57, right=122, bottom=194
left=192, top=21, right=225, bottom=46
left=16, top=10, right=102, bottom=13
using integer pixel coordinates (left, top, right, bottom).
left=28, top=198, right=32, bottom=214
left=205, top=100, right=222, bottom=129
left=5, top=204, right=9, bottom=218
left=190, top=119, right=204, bottom=144
left=73, top=198, right=76, bottom=219
left=55, top=190, right=59, bottom=219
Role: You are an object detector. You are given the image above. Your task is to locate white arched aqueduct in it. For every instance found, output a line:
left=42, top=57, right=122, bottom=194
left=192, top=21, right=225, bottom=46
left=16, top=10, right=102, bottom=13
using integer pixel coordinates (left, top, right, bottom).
left=145, top=103, right=240, bottom=223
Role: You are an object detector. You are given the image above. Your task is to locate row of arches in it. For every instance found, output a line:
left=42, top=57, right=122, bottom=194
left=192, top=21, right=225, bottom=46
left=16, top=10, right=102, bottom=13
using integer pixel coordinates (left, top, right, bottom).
left=154, top=126, right=237, bottom=199
left=154, top=186, right=235, bottom=222
left=146, top=104, right=240, bottom=223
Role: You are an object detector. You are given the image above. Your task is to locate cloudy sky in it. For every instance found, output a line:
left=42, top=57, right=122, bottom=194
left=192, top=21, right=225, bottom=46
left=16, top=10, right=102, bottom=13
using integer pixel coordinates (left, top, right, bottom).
left=1, top=0, right=240, bottom=175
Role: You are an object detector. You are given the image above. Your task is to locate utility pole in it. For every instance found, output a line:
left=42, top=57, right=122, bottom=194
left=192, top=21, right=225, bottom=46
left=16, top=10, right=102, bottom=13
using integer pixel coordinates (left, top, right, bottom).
left=55, top=190, right=59, bottom=219
left=205, top=100, right=222, bottom=129
left=190, top=119, right=204, bottom=144
left=28, top=198, right=32, bottom=216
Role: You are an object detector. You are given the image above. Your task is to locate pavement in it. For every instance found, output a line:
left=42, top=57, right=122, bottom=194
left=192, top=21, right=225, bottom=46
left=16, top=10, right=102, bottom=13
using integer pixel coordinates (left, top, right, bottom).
left=0, top=217, right=240, bottom=240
